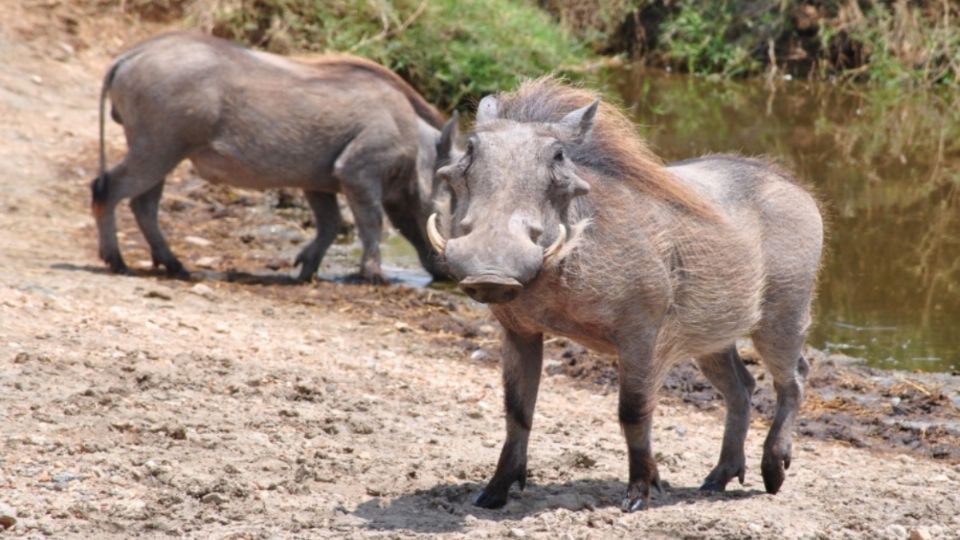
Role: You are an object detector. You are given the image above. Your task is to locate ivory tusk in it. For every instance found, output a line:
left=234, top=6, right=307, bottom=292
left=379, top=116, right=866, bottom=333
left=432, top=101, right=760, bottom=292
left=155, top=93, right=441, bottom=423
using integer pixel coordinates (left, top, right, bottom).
left=426, top=213, right=446, bottom=253
left=543, top=224, right=566, bottom=263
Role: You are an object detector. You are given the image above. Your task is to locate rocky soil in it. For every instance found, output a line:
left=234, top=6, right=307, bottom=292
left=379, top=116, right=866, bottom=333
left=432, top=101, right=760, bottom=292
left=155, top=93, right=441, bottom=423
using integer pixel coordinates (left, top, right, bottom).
left=1, top=3, right=959, bottom=538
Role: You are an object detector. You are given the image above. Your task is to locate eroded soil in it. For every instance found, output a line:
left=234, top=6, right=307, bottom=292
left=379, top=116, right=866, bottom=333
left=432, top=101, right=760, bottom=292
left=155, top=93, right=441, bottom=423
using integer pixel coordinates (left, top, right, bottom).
left=2, top=3, right=960, bottom=538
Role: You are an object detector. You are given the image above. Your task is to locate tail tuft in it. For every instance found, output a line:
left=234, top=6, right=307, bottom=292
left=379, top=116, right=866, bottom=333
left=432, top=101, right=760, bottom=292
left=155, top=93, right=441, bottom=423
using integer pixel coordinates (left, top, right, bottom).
left=91, top=172, right=109, bottom=204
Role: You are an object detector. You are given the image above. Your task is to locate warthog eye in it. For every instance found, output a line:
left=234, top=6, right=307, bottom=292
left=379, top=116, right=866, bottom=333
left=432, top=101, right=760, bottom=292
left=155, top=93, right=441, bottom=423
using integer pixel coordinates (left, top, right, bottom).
left=553, top=149, right=564, bottom=162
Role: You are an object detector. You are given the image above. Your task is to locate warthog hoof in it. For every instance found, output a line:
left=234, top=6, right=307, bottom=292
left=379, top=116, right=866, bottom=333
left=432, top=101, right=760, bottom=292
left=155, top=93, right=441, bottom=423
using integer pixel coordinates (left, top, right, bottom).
left=760, top=446, right=791, bottom=494
left=699, top=461, right=746, bottom=492
left=474, top=464, right=526, bottom=509
left=157, top=258, right=189, bottom=280
left=473, top=489, right=509, bottom=509
left=103, top=251, right=130, bottom=275
left=621, top=474, right=663, bottom=513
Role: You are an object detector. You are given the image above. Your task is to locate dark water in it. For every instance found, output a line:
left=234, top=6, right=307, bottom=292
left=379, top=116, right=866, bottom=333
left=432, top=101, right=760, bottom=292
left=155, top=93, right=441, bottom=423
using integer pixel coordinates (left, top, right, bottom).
left=608, top=68, right=960, bottom=372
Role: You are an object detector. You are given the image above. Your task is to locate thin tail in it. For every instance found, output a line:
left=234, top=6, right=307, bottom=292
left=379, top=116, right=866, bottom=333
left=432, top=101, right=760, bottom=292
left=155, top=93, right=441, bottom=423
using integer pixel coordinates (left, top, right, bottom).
left=92, top=60, right=123, bottom=206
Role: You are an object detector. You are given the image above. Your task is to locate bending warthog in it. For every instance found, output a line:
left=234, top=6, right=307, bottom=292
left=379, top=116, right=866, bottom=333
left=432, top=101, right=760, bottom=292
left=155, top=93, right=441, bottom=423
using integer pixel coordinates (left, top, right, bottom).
left=427, top=78, right=823, bottom=510
left=91, top=32, right=457, bottom=282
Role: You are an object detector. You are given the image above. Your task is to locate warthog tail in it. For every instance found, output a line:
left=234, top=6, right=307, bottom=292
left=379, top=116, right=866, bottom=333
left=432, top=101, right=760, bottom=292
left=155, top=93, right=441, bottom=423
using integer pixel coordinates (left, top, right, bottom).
left=91, top=59, right=124, bottom=207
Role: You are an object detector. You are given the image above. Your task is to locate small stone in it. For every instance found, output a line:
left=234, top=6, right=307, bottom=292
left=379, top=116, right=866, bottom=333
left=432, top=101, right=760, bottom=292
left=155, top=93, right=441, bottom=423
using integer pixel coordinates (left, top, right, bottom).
left=570, top=451, right=597, bottom=469
left=144, top=290, right=172, bottom=301
left=184, top=235, right=212, bottom=247
left=30, top=75, right=42, bottom=85
left=195, top=256, right=220, bottom=269
left=189, top=283, right=215, bottom=299
left=910, top=528, right=931, bottom=540
left=674, top=424, right=687, bottom=437
left=201, top=492, right=227, bottom=505
left=509, top=528, right=527, bottom=538
left=0, top=503, right=16, bottom=530
left=886, top=524, right=907, bottom=539
left=463, top=515, right=479, bottom=526
left=393, top=321, right=412, bottom=333
left=469, top=349, right=490, bottom=362
left=53, top=471, right=81, bottom=485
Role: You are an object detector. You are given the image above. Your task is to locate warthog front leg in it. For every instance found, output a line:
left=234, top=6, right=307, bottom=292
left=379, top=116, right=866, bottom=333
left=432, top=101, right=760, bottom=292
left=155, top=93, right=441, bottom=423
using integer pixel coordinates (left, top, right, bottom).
left=294, top=191, right=341, bottom=282
left=617, top=338, right=663, bottom=512
left=474, top=329, right=543, bottom=509
left=697, top=346, right=756, bottom=492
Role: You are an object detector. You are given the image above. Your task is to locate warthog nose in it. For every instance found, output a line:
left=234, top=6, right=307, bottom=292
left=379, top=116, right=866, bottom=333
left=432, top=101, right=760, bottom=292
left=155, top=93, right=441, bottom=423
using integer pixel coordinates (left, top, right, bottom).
left=458, top=275, right=523, bottom=304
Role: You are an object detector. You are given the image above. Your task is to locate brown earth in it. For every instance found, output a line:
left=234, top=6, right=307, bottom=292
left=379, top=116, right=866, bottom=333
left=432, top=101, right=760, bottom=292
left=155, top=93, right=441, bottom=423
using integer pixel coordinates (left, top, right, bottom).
left=2, top=3, right=960, bottom=538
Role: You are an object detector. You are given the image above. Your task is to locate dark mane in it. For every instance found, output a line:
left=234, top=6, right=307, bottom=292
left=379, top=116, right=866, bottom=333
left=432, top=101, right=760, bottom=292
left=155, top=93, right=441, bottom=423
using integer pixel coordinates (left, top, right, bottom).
left=301, top=54, right=445, bottom=129
left=494, top=77, right=717, bottom=218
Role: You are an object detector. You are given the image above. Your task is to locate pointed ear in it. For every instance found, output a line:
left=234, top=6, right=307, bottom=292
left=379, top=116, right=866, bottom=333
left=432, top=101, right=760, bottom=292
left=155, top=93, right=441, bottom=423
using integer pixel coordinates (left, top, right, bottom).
left=558, top=99, right=600, bottom=140
left=476, top=95, right=498, bottom=124
left=436, top=111, right=459, bottom=164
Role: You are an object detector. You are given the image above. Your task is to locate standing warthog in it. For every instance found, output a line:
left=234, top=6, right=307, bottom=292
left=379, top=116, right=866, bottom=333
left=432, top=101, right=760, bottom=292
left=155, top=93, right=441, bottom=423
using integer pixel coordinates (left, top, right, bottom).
left=426, top=78, right=823, bottom=511
left=91, top=32, right=458, bottom=282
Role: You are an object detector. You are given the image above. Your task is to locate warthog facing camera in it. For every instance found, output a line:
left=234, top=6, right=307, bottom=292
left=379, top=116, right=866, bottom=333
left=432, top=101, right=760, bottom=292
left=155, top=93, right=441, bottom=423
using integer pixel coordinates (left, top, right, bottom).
left=428, top=78, right=823, bottom=511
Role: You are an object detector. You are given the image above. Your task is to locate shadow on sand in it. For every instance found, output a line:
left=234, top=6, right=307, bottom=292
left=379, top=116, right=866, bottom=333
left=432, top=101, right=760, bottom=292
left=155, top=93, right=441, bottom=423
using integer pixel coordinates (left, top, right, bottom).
left=352, top=478, right=765, bottom=534
left=50, top=262, right=428, bottom=288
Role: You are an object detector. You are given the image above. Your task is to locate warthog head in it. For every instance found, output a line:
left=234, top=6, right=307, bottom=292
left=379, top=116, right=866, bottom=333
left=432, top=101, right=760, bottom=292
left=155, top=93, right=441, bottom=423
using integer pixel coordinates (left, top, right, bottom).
left=427, top=96, right=597, bottom=303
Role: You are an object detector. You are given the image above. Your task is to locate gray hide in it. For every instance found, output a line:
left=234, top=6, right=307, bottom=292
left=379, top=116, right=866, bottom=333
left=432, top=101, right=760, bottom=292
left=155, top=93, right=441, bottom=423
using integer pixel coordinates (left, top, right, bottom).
left=431, top=78, right=823, bottom=511
left=91, top=32, right=457, bottom=282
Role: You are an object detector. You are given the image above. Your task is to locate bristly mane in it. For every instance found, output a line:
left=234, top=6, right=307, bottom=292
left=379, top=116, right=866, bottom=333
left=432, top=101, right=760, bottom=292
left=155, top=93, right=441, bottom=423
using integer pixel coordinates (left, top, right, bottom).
left=302, top=54, right=446, bottom=129
left=494, top=77, right=718, bottom=219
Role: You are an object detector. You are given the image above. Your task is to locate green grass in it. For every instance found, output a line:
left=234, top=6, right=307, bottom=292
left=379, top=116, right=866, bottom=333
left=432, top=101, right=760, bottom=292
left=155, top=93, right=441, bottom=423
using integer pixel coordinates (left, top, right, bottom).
left=204, top=0, right=590, bottom=110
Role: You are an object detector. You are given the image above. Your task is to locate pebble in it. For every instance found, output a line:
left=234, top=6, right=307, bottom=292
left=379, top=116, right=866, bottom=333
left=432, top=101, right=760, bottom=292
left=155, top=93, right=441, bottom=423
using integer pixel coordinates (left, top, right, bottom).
left=189, top=283, right=215, bottom=300
left=469, top=349, right=490, bottom=362
left=910, top=528, right=930, bottom=540
left=509, top=528, right=527, bottom=538
left=195, top=256, right=220, bottom=269
left=886, top=524, right=907, bottom=538
left=201, top=492, right=227, bottom=505
left=30, top=75, right=42, bottom=85
left=0, top=503, right=16, bottom=531
left=184, top=235, right=212, bottom=247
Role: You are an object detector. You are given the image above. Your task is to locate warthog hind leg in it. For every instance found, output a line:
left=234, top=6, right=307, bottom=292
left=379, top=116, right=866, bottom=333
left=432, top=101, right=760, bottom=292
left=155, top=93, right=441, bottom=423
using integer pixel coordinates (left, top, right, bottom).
left=130, top=180, right=187, bottom=278
left=294, top=191, right=341, bottom=282
left=475, top=330, right=543, bottom=509
left=92, top=149, right=181, bottom=276
left=697, top=346, right=756, bottom=492
left=752, top=316, right=810, bottom=494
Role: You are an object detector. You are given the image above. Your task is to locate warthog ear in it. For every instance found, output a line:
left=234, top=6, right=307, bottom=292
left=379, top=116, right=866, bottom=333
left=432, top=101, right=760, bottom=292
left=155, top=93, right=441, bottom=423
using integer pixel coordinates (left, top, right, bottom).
left=436, top=111, right=459, bottom=166
left=558, top=99, right=600, bottom=141
left=476, top=95, right=499, bottom=124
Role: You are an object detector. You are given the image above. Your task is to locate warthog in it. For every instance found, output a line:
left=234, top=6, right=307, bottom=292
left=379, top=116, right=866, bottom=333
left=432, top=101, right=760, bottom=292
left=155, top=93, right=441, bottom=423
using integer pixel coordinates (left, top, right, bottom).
left=91, top=32, right=457, bottom=282
left=427, top=78, right=823, bottom=510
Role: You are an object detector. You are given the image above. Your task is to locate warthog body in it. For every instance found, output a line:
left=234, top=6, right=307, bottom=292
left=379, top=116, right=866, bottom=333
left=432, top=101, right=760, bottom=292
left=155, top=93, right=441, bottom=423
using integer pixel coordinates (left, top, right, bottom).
left=428, top=78, right=823, bottom=510
left=91, top=32, right=456, bottom=282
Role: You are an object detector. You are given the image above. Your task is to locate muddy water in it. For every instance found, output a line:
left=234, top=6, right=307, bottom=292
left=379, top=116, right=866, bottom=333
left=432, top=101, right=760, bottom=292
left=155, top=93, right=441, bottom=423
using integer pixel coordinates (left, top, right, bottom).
left=609, top=69, right=960, bottom=372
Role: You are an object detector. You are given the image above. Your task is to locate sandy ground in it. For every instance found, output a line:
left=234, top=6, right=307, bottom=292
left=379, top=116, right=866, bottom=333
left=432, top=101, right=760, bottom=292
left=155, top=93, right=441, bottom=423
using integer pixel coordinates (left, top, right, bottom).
left=2, top=3, right=960, bottom=538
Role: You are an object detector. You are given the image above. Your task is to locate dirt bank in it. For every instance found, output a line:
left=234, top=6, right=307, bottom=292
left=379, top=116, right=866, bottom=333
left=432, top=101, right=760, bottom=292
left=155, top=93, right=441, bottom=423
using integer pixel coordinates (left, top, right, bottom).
left=1, top=4, right=959, bottom=539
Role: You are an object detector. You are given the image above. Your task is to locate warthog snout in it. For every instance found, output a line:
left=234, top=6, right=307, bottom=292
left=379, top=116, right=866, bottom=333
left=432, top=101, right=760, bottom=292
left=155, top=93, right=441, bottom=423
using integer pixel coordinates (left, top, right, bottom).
left=458, top=275, right=523, bottom=304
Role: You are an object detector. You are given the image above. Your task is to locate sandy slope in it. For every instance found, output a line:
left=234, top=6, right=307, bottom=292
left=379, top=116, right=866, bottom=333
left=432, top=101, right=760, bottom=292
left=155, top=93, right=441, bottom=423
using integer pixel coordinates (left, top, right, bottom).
left=1, top=5, right=959, bottom=539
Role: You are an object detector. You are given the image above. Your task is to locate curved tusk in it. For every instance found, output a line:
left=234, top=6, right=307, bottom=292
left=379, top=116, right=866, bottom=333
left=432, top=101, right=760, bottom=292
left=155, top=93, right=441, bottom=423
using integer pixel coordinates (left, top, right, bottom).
left=426, top=213, right=447, bottom=253
left=542, top=224, right=566, bottom=263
